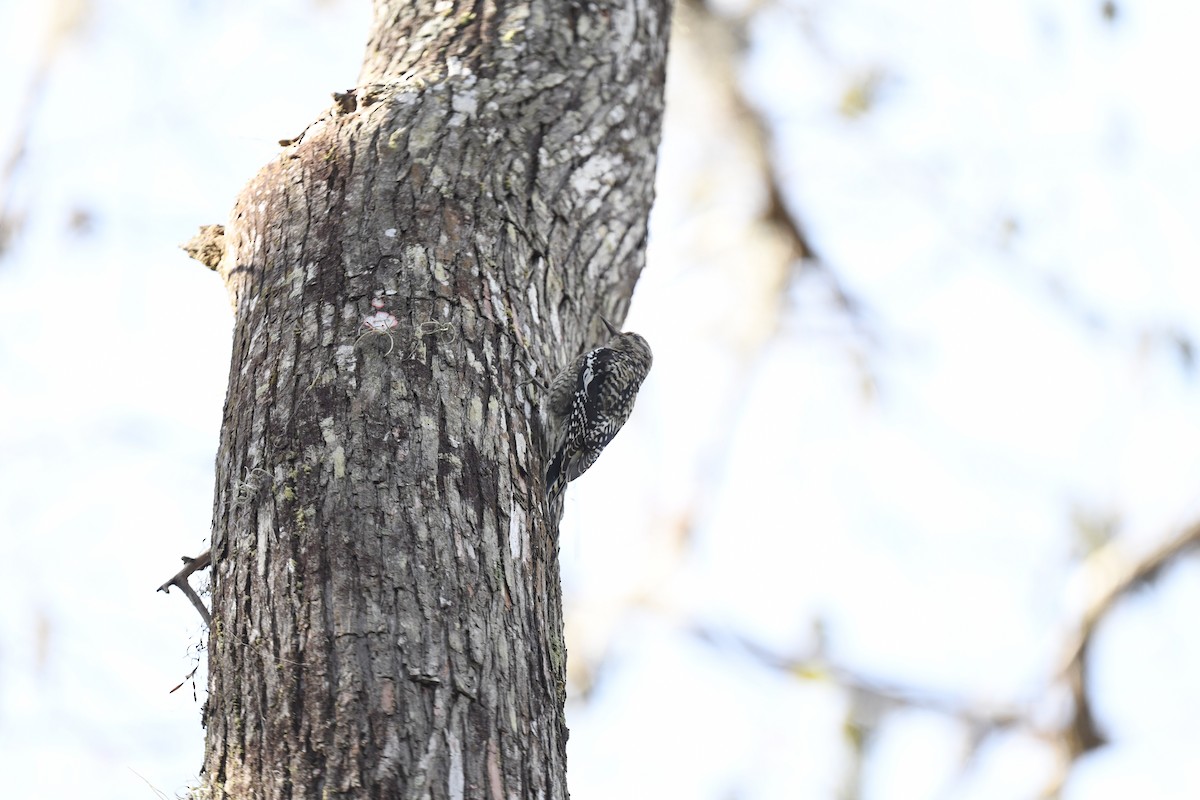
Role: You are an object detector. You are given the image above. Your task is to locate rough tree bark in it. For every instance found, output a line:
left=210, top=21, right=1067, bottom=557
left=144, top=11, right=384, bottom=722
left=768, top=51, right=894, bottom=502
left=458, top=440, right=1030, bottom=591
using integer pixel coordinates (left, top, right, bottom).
left=196, top=1, right=671, bottom=797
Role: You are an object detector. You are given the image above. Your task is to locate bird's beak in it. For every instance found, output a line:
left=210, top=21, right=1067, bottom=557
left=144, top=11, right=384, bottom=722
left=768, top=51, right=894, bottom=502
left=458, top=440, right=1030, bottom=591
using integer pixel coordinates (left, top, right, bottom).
left=600, top=316, right=620, bottom=337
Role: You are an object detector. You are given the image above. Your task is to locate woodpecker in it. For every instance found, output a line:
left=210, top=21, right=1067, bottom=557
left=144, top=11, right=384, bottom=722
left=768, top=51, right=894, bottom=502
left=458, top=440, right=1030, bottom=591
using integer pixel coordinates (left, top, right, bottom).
left=544, top=317, right=653, bottom=507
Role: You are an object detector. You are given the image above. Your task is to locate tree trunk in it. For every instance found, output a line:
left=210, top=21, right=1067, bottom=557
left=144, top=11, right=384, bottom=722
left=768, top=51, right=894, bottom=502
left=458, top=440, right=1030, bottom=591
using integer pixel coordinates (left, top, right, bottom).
left=199, top=1, right=671, bottom=797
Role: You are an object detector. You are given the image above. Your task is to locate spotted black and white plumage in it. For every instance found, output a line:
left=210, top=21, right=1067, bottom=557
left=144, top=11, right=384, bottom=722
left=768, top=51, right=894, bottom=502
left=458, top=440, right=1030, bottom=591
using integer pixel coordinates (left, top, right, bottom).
left=544, top=317, right=653, bottom=506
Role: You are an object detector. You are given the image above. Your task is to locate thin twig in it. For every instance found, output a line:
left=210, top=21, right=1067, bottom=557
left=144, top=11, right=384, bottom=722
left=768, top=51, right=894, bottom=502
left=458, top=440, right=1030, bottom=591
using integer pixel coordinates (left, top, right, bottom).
left=158, top=549, right=213, bottom=625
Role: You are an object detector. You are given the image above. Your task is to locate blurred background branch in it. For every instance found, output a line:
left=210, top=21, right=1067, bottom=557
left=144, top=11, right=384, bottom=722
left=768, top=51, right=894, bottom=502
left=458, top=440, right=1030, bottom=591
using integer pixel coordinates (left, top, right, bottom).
left=0, top=0, right=89, bottom=258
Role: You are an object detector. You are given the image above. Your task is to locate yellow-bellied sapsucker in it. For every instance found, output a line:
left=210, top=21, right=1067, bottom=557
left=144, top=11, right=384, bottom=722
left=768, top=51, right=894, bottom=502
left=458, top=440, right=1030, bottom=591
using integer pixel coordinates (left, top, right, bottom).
left=544, top=317, right=653, bottom=507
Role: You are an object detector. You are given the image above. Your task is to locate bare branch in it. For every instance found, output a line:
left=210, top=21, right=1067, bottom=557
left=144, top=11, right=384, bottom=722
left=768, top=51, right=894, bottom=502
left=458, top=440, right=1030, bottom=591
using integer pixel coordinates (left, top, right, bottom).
left=0, top=1, right=90, bottom=259
left=689, top=623, right=1035, bottom=736
left=158, top=549, right=213, bottom=626
left=1057, top=519, right=1200, bottom=759
left=686, top=522, right=1200, bottom=799
left=680, top=0, right=870, bottom=324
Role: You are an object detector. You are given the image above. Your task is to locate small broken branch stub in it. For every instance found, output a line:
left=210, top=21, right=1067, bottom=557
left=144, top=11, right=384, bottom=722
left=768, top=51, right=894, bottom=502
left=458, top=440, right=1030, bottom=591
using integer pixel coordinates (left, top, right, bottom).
left=181, top=224, right=225, bottom=271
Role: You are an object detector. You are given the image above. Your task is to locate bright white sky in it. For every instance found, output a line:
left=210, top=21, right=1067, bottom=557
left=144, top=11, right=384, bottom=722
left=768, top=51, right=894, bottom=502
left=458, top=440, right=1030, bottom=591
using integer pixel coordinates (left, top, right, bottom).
left=1, top=1, right=1198, bottom=798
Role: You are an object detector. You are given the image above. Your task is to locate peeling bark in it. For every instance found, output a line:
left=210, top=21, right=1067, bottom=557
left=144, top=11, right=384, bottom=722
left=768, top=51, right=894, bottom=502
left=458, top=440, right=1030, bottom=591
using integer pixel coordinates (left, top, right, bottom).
left=200, top=1, right=671, bottom=797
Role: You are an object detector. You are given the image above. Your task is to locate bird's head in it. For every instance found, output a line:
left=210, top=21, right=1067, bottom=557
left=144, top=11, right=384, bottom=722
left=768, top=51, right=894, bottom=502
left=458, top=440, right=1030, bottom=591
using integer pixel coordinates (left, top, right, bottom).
left=601, top=316, right=653, bottom=373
